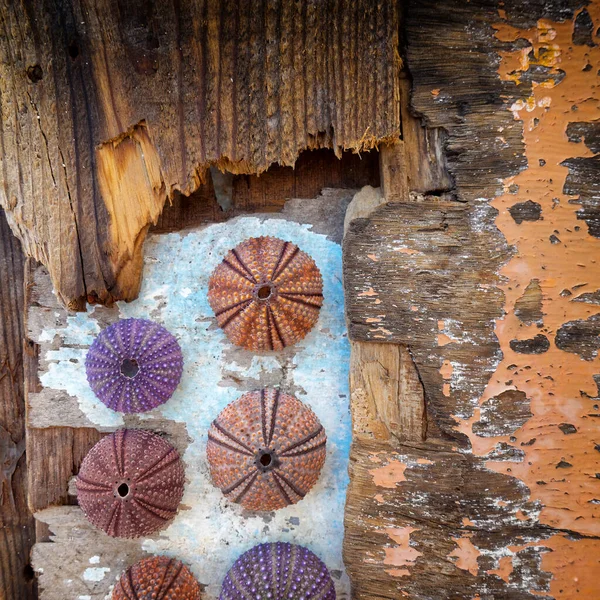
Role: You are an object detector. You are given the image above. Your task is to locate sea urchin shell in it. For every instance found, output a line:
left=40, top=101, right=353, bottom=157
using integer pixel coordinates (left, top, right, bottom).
left=85, top=318, right=183, bottom=413
left=77, top=429, right=185, bottom=538
left=207, top=389, right=326, bottom=511
left=220, top=542, right=335, bottom=600
left=113, top=556, right=201, bottom=600
left=207, top=237, right=323, bottom=351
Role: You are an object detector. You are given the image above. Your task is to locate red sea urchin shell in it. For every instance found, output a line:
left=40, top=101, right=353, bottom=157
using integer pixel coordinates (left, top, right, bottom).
left=219, top=542, right=335, bottom=600
left=207, top=389, right=326, bottom=511
left=207, top=237, right=323, bottom=351
left=113, top=556, right=201, bottom=600
left=85, top=318, right=184, bottom=413
left=77, top=429, right=185, bottom=538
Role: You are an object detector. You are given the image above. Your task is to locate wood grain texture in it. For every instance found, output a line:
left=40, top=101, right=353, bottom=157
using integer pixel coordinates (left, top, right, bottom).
left=343, top=1, right=600, bottom=598
left=0, top=0, right=399, bottom=309
left=349, top=341, right=426, bottom=442
left=344, top=197, right=508, bottom=438
left=152, top=148, right=380, bottom=233
left=24, top=259, right=103, bottom=513
left=0, top=209, right=36, bottom=600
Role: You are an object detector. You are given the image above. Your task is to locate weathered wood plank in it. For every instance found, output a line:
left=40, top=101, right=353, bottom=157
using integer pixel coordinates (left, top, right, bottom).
left=0, top=209, right=36, bottom=600
left=0, top=0, right=399, bottom=309
left=152, top=148, right=380, bottom=233
left=343, top=2, right=600, bottom=598
left=344, top=198, right=508, bottom=438
left=32, top=507, right=150, bottom=600
left=349, top=341, right=426, bottom=442
left=24, top=259, right=103, bottom=513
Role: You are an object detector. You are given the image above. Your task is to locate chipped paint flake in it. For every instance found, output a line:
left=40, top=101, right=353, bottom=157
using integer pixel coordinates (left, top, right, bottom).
left=449, top=535, right=480, bottom=576
left=370, top=459, right=407, bottom=489
left=383, top=527, right=422, bottom=573
left=358, top=287, right=378, bottom=297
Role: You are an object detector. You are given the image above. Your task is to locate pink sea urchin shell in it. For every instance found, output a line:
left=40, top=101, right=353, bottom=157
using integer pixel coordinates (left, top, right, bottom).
left=219, top=542, right=335, bottom=600
left=207, top=389, right=326, bottom=511
left=207, top=237, right=323, bottom=351
left=85, top=318, right=183, bottom=413
left=77, top=429, right=185, bottom=538
left=113, top=556, right=201, bottom=600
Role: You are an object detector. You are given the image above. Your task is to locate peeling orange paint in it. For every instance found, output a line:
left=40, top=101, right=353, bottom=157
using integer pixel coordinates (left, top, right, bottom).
left=437, top=333, right=451, bottom=346
left=449, top=535, right=480, bottom=576
left=453, top=7, right=600, bottom=597
left=440, top=359, right=453, bottom=397
left=383, top=526, right=422, bottom=575
left=394, top=247, right=421, bottom=255
left=485, top=541, right=541, bottom=586
left=488, top=555, right=513, bottom=584
left=367, top=254, right=379, bottom=262
left=370, top=326, right=392, bottom=336
left=437, top=320, right=459, bottom=347
left=369, top=459, right=408, bottom=489
left=515, top=509, right=529, bottom=522
left=385, top=568, right=410, bottom=577
left=358, top=287, right=378, bottom=297
left=541, top=534, right=600, bottom=598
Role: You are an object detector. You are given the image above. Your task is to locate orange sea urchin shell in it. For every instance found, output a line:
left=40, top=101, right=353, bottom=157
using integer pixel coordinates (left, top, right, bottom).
left=113, top=556, right=201, bottom=600
left=207, top=389, right=327, bottom=511
left=76, top=429, right=185, bottom=538
left=207, top=237, right=323, bottom=351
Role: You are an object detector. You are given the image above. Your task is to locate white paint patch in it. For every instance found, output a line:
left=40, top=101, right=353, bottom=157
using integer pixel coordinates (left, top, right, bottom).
left=88, top=556, right=100, bottom=564
left=77, top=596, right=92, bottom=600
left=82, top=567, right=110, bottom=582
left=41, top=217, right=351, bottom=599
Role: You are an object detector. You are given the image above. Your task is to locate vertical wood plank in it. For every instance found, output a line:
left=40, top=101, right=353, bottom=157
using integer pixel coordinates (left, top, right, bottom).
left=0, top=208, right=36, bottom=600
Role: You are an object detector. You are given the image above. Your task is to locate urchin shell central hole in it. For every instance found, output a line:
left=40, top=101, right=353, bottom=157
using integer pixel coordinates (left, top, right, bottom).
left=257, top=285, right=272, bottom=300
left=117, top=483, right=129, bottom=497
left=120, top=358, right=139, bottom=378
left=260, top=452, right=273, bottom=467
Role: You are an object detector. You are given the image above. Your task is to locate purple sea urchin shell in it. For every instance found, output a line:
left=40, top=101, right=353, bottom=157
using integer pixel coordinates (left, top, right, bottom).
left=219, top=542, right=335, bottom=600
left=113, top=556, right=201, bottom=600
left=85, top=318, right=183, bottom=413
left=207, top=389, right=326, bottom=511
left=207, top=236, right=323, bottom=351
left=76, top=429, right=185, bottom=538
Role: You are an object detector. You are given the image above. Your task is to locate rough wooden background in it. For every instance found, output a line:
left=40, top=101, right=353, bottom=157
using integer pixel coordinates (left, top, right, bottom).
left=0, top=211, right=36, bottom=599
left=0, top=0, right=398, bottom=309
left=343, top=1, right=600, bottom=598
left=1, top=0, right=599, bottom=598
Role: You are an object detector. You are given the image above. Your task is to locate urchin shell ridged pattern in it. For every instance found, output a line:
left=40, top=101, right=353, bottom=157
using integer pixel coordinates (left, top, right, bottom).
left=207, top=389, right=326, bottom=511
left=76, top=429, right=185, bottom=538
left=85, top=318, right=183, bottom=413
left=113, top=556, right=201, bottom=600
left=207, top=236, right=323, bottom=351
left=219, top=542, right=335, bottom=600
